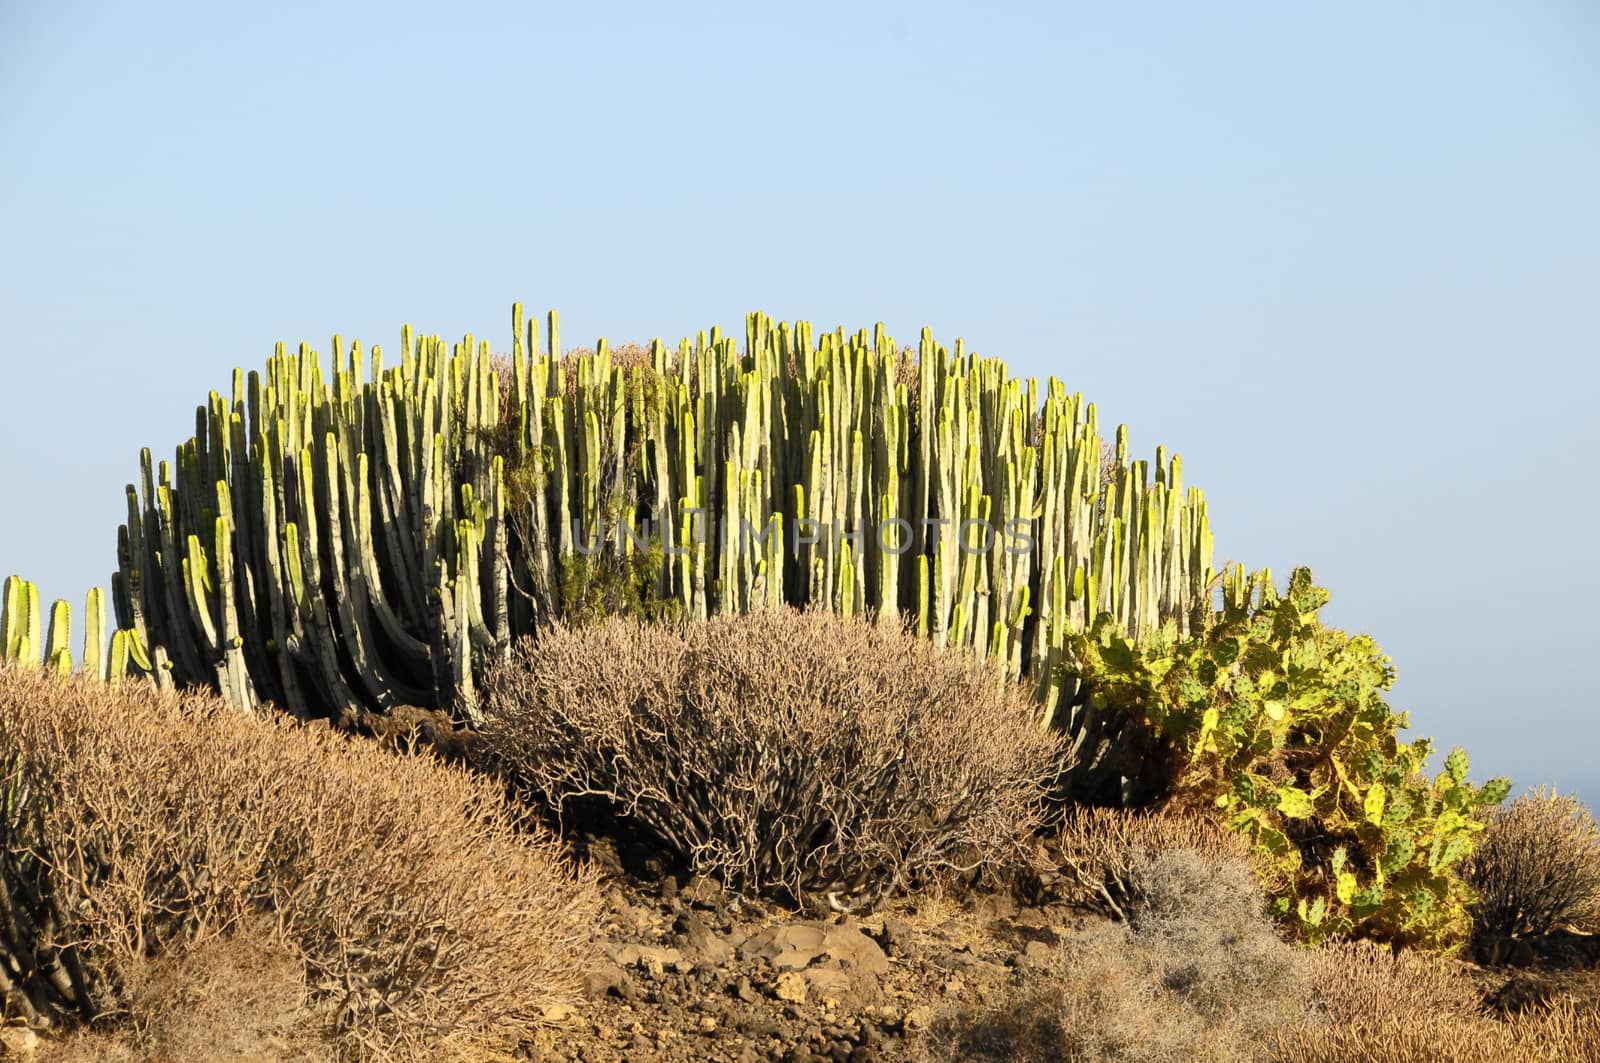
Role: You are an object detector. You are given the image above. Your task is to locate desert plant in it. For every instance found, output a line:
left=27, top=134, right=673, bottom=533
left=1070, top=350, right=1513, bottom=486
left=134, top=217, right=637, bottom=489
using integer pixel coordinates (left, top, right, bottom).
left=480, top=608, right=1064, bottom=910
left=42, top=920, right=333, bottom=1062
left=0, top=663, right=599, bottom=1057
left=1052, top=805, right=1251, bottom=920
left=1063, top=566, right=1511, bottom=949
left=1273, top=998, right=1600, bottom=1063
left=1464, top=787, right=1600, bottom=941
left=2, top=575, right=160, bottom=690
left=1272, top=938, right=1600, bottom=1062
left=107, top=305, right=1216, bottom=764
left=921, top=847, right=1312, bottom=1063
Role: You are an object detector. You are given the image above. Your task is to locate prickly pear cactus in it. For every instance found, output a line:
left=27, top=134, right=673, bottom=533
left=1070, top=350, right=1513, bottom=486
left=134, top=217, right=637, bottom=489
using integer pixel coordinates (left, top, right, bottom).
left=1065, top=565, right=1511, bottom=949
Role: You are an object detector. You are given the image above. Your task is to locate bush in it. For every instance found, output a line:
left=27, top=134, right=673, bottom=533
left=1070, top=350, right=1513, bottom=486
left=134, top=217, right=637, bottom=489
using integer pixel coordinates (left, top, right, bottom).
left=921, top=847, right=1312, bottom=1062
left=1052, top=806, right=1251, bottom=920
left=1276, top=939, right=1600, bottom=1063
left=481, top=608, right=1065, bottom=909
left=0, top=664, right=600, bottom=1058
left=1465, top=787, right=1600, bottom=941
left=43, top=920, right=331, bottom=1062
left=1271, top=1002, right=1600, bottom=1063
left=1065, top=567, right=1511, bottom=949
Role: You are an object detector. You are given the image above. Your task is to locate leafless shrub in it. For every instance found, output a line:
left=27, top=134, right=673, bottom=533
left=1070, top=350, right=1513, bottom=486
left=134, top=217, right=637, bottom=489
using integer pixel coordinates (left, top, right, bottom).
left=0, top=664, right=600, bottom=1058
left=481, top=608, right=1065, bottom=910
left=1465, top=786, right=1600, bottom=941
left=1053, top=805, right=1251, bottom=920
left=922, top=848, right=1311, bottom=1062
left=1271, top=996, right=1600, bottom=1063
left=1302, top=939, right=1484, bottom=1027
left=45, top=918, right=332, bottom=1062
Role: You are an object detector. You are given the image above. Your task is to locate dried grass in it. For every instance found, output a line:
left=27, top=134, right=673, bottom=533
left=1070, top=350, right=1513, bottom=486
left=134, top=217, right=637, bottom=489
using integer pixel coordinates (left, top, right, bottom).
left=481, top=608, right=1065, bottom=910
left=0, top=664, right=601, bottom=1059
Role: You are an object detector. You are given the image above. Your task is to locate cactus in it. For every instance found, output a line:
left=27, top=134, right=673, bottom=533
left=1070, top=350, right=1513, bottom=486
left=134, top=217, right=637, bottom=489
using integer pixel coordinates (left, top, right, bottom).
left=1, top=576, right=150, bottom=687
left=1064, top=565, right=1512, bottom=948
left=111, top=306, right=1216, bottom=754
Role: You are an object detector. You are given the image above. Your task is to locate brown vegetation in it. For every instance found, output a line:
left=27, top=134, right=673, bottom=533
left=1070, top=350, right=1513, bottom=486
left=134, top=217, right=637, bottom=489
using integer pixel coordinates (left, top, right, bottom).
left=1465, top=786, right=1600, bottom=941
left=1049, top=805, right=1252, bottom=920
left=481, top=608, right=1065, bottom=911
left=0, top=664, right=600, bottom=1059
left=919, top=847, right=1311, bottom=1062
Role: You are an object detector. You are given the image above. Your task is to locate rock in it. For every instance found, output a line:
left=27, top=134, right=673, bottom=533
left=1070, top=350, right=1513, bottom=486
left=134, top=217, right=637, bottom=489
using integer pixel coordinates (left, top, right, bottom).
left=972, top=893, right=1020, bottom=922
left=541, top=1003, right=576, bottom=1023
left=1018, top=939, right=1053, bottom=971
left=675, top=911, right=732, bottom=966
left=733, top=975, right=758, bottom=1002
left=742, top=922, right=890, bottom=976
left=584, top=963, right=628, bottom=999
left=610, top=943, right=683, bottom=977
left=682, top=874, right=725, bottom=908
left=878, top=918, right=913, bottom=957
left=0, top=1028, right=39, bottom=1056
left=1488, top=973, right=1556, bottom=1015
left=803, top=967, right=854, bottom=1002
left=774, top=971, right=809, bottom=1003
left=904, top=1004, right=935, bottom=1032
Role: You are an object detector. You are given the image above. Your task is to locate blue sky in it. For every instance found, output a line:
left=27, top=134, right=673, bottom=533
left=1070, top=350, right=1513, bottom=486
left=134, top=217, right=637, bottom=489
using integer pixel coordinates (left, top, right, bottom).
left=2, top=2, right=1596, bottom=801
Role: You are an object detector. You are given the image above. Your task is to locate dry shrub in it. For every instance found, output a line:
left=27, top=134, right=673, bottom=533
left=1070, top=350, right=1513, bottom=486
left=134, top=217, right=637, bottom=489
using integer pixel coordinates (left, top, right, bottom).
left=0, top=664, right=600, bottom=1058
left=1305, top=939, right=1483, bottom=1025
left=1053, top=805, right=1252, bottom=920
left=481, top=608, right=1065, bottom=910
left=921, top=848, right=1312, bottom=1063
left=1465, top=786, right=1600, bottom=941
left=1277, top=940, right=1600, bottom=1061
left=43, top=919, right=331, bottom=1062
left=1273, top=997, right=1600, bottom=1062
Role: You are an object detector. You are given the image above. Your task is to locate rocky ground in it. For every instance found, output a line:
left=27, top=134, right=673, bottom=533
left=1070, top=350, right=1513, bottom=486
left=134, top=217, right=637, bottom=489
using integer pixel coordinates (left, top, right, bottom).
left=515, top=837, right=1600, bottom=1063
left=518, top=837, right=1087, bottom=1063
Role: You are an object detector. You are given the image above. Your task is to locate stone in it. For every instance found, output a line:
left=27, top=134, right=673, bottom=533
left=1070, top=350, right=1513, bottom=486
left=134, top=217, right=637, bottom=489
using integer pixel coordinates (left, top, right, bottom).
left=742, top=921, right=890, bottom=976
left=877, top=918, right=914, bottom=957
left=803, top=967, right=854, bottom=1002
left=583, top=963, right=628, bottom=999
left=774, top=971, right=809, bottom=1003
left=609, top=943, right=683, bottom=978
left=675, top=911, right=732, bottom=966
left=0, top=1028, right=39, bottom=1056
left=681, top=874, right=725, bottom=908
left=1018, top=939, right=1053, bottom=971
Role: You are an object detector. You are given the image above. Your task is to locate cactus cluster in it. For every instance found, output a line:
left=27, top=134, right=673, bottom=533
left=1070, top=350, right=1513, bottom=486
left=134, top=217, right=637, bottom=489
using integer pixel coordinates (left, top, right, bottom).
left=1067, top=566, right=1511, bottom=948
left=1, top=575, right=154, bottom=689
left=112, top=305, right=1215, bottom=744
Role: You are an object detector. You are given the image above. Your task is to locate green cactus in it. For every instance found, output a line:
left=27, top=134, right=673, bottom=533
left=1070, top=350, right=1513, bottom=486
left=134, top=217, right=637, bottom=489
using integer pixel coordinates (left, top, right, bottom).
left=1063, top=565, right=1510, bottom=949
left=2, top=576, right=153, bottom=689
left=110, top=305, right=1216, bottom=751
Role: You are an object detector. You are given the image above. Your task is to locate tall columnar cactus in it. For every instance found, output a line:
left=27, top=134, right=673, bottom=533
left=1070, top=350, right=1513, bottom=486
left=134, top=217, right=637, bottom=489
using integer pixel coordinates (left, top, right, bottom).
left=112, top=306, right=1217, bottom=766
left=1, top=576, right=150, bottom=687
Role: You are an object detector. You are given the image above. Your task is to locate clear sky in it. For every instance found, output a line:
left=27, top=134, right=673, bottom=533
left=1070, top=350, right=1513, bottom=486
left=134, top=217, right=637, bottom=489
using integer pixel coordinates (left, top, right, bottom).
left=2, top=2, right=1596, bottom=802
